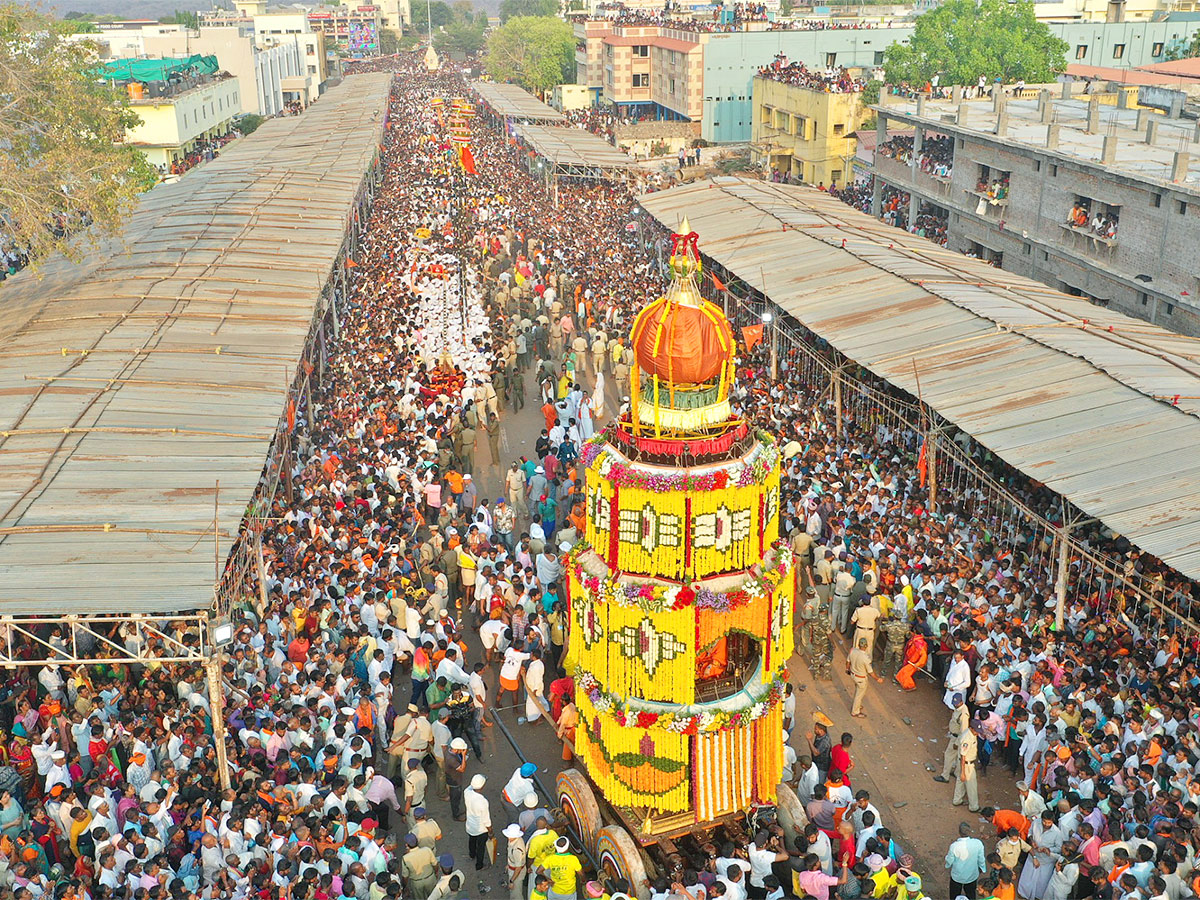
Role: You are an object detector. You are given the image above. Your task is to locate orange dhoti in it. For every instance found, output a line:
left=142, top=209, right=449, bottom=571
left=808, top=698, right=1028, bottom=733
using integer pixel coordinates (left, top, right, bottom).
left=895, top=636, right=928, bottom=691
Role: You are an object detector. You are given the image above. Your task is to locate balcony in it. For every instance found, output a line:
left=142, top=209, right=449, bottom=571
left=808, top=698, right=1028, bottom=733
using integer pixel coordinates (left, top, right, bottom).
left=1058, top=222, right=1117, bottom=258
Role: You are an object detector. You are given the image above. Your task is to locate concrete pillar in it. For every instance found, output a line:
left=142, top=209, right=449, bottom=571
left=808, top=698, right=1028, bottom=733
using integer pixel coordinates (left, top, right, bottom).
left=1136, top=107, right=1151, bottom=131
left=996, top=109, right=1009, bottom=136
left=876, top=114, right=887, bottom=143
left=1170, top=94, right=1185, bottom=118
left=952, top=84, right=963, bottom=103
left=908, top=196, right=918, bottom=229
left=1147, top=119, right=1160, bottom=145
left=1047, top=123, right=1060, bottom=148
left=1102, top=134, right=1118, bottom=164
left=958, top=102, right=969, bottom=125
left=1040, top=96, right=1054, bottom=124
left=1117, top=89, right=1129, bottom=109
left=1086, top=98, right=1100, bottom=133
left=992, top=90, right=1004, bottom=114
left=1193, top=120, right=1200, bottom=143
left=916, top=94, right=926, bottom=116
left=870, top=178, right=882, bottom=217
left=1173, top=151, right=1190, bottom=182
left=1060, top=80, right=1072, bottom=100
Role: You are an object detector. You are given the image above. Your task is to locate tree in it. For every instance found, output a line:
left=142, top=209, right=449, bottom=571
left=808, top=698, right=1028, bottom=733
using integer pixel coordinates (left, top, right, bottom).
left=498, top=0, right=557, bottom=23
left=1163, top=32, right=1200, bottom=61
left=411, top=0, right=454, bottom=31
left=441, top=17, right=486, bottom=54
left=484, top=16, right=573, bottom=94
left=883, top=0, right=1069, bottom=86
left=159, top=9, right=199, bottom=28
left=0, top=4, right=157, bottom=268
left=379, top=27, right=400, bottom=54
left=237, top=113, right=266, bottom=134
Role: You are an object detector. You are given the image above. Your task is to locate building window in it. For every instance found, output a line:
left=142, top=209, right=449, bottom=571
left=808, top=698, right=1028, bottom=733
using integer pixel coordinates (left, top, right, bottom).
left=874, top=50, right=884, bottom=64
left=1113, top=43, right=1125, bottom=59
left=1179, top=200, right=1188, bottom=214
left=1152, top=194, right=1162, bottom=207
left=633, top=73, right=649, bottom=87
left=632, top=44, right=648, bottom=57
left=1033, top=160, right=1041, bottom=172
left=1152, top=41, right=1164, bottom=56
left=1140, top=292, right=1149, bottom=305
left=1024, top=243, right=1032, bottom=255
left=833, top=123, right=844, bottom=136
left=669, top=78, right=676, bottom=93
left=1049, top=164, right=1058, bottom=176
left=1166, top=303, right=1175, bottom=315
left=825, top=52, right=837, bottom=67
left=1076, top=44, right=1088, bottom=59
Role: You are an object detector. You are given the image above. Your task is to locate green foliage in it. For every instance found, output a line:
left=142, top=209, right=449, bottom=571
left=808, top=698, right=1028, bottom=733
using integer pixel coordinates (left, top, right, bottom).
left=498, top=0, right=557, bottom=23
left=861, top=79, right=881, bottom=106
left=54, top=17, right=99, bottom=33
left=379, top=28, right=400, bottom=54
left=238, top=113, right=266, bottom=134
left=442, top=17, right=486, bottom=54
left=412, top=0, right=454, bottom=30
left=484, top=15, right=573, bottom=94
left=1162, top=32, right=1200, bottom=61
left=883, top=0, right=1069, bottom=86
left=0, top=3, right=158, bottom=268
left=159, top=9, right=199, bottom=28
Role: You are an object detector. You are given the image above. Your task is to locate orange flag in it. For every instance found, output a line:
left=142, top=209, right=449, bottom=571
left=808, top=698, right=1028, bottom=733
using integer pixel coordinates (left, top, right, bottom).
left=460, top=144, right=477, bottom=175
left=742, top=324, right=764, bottom=350
left=712, top=272, right=727, bottom=291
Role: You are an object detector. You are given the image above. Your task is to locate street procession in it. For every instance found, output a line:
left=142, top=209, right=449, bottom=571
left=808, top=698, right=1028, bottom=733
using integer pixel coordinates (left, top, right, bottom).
left=5, top=26, right=1200, bottom=900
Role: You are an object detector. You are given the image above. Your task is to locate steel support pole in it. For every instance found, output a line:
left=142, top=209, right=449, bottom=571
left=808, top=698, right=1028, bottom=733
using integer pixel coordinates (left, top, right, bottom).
left=927, top=431, right=938, bottom=516
left=833, top=366, right=843, bottom=438
left=206, top=654, right=232, bottom=792
left=769, top=324, right=778, bottom=381
left=1054, top=527, right=1071, bottom=632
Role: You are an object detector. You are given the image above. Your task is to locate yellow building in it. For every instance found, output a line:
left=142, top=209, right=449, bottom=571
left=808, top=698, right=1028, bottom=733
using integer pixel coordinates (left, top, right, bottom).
left=552, top=83, right=595, bottom=111
left=751, top=76, right=870, bottom=187
left=125, top=75, right=242, bottom=170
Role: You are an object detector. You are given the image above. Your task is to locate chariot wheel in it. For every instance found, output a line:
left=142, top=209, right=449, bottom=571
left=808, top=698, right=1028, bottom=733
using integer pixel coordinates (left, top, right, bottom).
left=556, top=768, right=603, bottom=856
left=595, top=824, right=650, bottom=900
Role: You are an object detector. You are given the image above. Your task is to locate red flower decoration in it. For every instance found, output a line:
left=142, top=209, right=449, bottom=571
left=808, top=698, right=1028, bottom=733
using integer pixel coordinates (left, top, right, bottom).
left=672, top=585, right=696, bottom=610
left=683, top=718, right=699, bottom=736
left=713, top=470, right=729, bottom=489
left=636, top=711, right=659, bottom=729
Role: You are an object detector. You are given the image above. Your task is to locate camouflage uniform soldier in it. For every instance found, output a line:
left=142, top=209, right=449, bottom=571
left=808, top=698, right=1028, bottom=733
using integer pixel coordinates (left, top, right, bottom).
left=796, top=587, right=819, bottom=654
left=879, top=618, right=909, bottom=678
left=807, top=602, right=833, bottom=681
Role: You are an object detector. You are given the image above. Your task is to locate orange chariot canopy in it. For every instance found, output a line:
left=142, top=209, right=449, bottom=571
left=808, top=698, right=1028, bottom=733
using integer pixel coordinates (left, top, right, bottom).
left=630, top=295, right=734, bottom=385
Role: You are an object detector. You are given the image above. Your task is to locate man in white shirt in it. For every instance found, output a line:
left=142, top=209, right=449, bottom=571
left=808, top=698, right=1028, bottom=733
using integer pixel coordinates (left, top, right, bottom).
left=464, top=774, right=492, bottom=871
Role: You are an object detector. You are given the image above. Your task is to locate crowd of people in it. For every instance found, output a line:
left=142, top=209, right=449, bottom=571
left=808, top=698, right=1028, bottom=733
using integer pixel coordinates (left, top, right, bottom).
left=2, top=40, right=1199, bottom=900
left=757, top=57, right=867, bottom=93
left=875, top=134, right=954, bottom=180
left=588, top=4, right=897, bottom=33
left=160, top=133, right=239, bottom=179
left=1066, top=202, right=1119, bottom=241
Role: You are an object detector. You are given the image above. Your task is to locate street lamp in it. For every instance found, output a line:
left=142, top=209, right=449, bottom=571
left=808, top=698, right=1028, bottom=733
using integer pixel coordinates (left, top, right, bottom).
left=761, top=310, right=777, bottom=379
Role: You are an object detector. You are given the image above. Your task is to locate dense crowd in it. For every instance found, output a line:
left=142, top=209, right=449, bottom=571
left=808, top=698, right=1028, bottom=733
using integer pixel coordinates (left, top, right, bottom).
left=588, top=5, right=897, bottom=33
left=2, top=44, right=1198, bottom=900
left=875, top=134, right=954, bottom=180
left=756, top=57, right=866, bottom=93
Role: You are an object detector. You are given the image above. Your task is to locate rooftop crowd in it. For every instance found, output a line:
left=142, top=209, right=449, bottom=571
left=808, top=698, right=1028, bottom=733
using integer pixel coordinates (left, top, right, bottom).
left=756, top=58, right=867, bottom=93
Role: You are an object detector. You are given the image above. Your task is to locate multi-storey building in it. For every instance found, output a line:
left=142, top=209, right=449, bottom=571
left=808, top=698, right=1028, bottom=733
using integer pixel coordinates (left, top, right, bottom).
left=574, top=16, right=1200, bottom=143
left=750, top=75, right=871, bottom=185
left=869, top=88, right=1200, bottom=333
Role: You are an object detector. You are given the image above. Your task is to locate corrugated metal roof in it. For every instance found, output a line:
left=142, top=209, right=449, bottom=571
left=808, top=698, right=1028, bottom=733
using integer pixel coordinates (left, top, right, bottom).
left=516, top=124, right=636, bottom=172
left=638, top=177, right=1200, bottom=580
left=0, top=73, right=393, bottom=615
left=470, top=81, right=566, bottom=123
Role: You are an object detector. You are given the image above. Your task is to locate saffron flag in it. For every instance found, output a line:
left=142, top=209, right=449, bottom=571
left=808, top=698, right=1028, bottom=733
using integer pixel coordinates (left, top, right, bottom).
left=712, top=273, right=727, bottom=291
left=917, top=437, right=928, bottom=488
left=741, top=324, right=764, bottom=350
left=460, top=144, right=477, bottom=175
